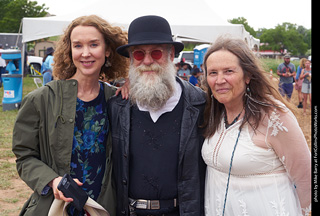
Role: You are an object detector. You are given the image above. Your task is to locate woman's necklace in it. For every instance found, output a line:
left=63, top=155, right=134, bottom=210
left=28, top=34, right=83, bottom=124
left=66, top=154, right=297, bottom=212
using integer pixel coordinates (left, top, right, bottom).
left=222, top=128, right=242, bottom=215
left=221, top=108, right=244, bottom=215
left=224, top=109, right=243, bottom=129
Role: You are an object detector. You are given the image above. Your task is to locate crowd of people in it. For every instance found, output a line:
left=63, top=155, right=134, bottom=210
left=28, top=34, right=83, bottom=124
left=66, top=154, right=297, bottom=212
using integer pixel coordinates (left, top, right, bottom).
left=175, top=62, right=204, bottom=88
left=277, top=55, right=312, bottom=115
left=12, top=14, right=311, bottom=216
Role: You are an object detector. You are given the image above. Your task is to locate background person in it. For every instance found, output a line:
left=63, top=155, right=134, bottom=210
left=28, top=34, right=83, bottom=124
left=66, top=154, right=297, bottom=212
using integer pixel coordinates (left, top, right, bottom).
left=12, top=15, right=128, bottom=216
left=295, top=58, right=307, bottom=108
left=276, top=55, right=296, bottom=101
left=189, top=67, right=200, bottom=86
left=177, top=62, right=191, bottom=77
left=201, top=36, right=311, bottom=216
left=300, top=59, right=311, bottom=115
left=0, top=44, right=6, bottom=87
left=41, top=47, right=55, bottom=85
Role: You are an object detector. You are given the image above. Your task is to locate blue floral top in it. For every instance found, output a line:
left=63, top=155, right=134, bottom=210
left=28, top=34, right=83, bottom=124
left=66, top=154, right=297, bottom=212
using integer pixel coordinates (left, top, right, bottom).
left=68, top=83, right=108, bottom=214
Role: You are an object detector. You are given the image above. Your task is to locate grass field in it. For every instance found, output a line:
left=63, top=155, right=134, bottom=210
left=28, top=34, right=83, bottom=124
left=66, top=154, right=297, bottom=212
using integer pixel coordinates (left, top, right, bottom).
left=260, top=58, right=300, bottom=74
left=0, top=76, right=37, bottom=215
left=0, top=58, right=311, bottom=215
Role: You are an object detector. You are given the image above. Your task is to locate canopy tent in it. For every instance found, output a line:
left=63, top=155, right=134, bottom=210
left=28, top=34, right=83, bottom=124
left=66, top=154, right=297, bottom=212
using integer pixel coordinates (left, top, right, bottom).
left=22, top=0, right=259, bottom=49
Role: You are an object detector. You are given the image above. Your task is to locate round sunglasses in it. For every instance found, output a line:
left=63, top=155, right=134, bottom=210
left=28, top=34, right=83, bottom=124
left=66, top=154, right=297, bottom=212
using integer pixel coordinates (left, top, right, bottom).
left=132, top=49, right=163, bottom=61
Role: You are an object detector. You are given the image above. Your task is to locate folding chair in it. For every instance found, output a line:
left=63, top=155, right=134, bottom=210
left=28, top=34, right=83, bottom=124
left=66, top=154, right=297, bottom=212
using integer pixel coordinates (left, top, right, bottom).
left=34, top=77, right=43, bottom=88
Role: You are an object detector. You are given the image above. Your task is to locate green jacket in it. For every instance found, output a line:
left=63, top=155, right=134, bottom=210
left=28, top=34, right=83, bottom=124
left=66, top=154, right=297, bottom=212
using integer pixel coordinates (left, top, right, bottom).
left=12, top=80, right=117, bottom=216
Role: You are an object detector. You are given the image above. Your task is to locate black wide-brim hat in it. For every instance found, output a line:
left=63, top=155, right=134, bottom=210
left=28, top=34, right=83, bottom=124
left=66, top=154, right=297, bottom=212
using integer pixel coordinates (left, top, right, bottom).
left=116, top=15, right=184, bottom=58
left=46, top=47, right=54, bottom=55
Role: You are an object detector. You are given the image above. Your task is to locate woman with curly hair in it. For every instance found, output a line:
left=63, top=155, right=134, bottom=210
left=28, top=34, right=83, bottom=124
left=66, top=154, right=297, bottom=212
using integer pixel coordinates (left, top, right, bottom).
left=201, top=36, right=311, bottom=215
left=12, top=15, right=128, bottom=216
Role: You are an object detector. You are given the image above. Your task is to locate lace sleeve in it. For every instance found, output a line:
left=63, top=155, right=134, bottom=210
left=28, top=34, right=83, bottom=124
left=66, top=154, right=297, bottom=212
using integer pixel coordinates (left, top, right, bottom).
left=266, top=108, right=311, bottom=214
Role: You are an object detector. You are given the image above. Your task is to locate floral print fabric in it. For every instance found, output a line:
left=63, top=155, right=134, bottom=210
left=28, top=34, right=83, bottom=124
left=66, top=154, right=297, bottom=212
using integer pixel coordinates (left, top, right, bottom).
left=70, top=83, right=108, bottom=201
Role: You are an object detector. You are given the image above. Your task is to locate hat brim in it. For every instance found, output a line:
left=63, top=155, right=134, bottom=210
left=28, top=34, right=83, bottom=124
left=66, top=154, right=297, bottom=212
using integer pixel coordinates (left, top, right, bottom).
left=116, top=40, right=184, bottom=58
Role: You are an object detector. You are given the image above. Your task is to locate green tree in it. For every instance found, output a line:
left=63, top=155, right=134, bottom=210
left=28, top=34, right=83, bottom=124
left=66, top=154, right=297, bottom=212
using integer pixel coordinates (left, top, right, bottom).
left=259, top=23, right=309, bottom=56
left=228, top=17, right=256, bottom=37
left=0, top=0, right=48, bottom=33
left=297, top=25, right=311, bottom=49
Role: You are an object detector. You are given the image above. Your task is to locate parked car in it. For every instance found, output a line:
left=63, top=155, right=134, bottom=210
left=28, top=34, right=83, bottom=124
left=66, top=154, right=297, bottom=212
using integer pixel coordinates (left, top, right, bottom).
left=290, top=57, right=300, bottom=62
left=27, top=55, right=43, bottom=75
left=174, top=51, right=194, bottom=68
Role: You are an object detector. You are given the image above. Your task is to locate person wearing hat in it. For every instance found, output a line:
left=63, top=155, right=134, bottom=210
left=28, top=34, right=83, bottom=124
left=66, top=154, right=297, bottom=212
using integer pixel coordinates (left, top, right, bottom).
left=41, top=47, right=55, bottom=85
left=276, top=54, right=296, bottom=101
left=177, top=62, right=191, bottom=78
left=109, top=15, right=206, bottom=216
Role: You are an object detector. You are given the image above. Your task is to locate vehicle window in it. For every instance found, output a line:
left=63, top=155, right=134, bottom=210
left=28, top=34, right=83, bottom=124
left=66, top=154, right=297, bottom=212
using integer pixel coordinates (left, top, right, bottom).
left=182, top=53, right=194, bottom=62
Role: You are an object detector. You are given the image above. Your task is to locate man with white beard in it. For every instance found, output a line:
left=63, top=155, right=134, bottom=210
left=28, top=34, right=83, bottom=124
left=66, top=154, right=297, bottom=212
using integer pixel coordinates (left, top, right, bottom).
left=128, top=47, right=177, bottom=112
left=108, top=15, right=206, bottom=216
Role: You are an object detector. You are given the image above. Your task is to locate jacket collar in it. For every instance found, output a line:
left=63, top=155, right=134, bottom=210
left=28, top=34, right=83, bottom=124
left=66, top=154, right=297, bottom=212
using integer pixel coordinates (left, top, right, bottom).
left=176, top=76, right=206, bottom=106
left=46, top=80, right=116, bottom=127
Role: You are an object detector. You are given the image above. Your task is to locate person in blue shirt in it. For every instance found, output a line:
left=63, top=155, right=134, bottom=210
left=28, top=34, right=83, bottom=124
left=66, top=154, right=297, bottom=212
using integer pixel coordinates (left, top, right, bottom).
left=177, top=62, right=191, bottom=77
left=295, top=58, right=307, bottom=108
left=189, top=67, right=200, bottom=86
left=41, top=47, right=54, bottom=85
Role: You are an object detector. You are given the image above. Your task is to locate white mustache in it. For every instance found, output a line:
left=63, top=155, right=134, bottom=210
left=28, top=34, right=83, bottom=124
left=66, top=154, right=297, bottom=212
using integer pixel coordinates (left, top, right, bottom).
left=135, top=63, right=163, bottom=73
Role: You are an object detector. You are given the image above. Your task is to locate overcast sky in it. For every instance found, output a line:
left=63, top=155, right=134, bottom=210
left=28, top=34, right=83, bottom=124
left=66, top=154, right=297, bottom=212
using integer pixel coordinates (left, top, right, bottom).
left=35, top=0, right=311, bottom=30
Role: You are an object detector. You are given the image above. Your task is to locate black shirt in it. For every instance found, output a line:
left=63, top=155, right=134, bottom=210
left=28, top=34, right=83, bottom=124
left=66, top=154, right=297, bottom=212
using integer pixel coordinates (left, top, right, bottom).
left=129, top=96, right=183, bottom=214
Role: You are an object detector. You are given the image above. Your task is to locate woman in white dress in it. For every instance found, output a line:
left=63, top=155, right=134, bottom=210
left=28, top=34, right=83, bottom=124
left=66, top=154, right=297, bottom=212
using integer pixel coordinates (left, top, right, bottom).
left=201, top=36, right=311, bottom=216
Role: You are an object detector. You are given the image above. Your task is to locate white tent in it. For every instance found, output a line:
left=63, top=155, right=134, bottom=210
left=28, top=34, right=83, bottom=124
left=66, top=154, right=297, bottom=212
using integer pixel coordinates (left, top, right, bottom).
left=22, top=0, right=259, bottom=49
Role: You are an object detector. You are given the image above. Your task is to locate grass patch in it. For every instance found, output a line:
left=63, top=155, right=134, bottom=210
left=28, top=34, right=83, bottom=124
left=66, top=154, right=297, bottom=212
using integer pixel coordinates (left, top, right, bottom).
left=0, top=76, right=38, bottom=149
left=0, top=160, right=18, bottom=190
left=0, top=76, right=38, bottom=190
left=3, top=198, right=19, bottom=204
left=260, top=58, right=283, bottom=73
left=21, top=76, right=41, bottom=98
left=0, top=207, right=21, bottom=216
left=0, top=149, right=15, bottom=159
left=0, top=109, right=18, bottom=149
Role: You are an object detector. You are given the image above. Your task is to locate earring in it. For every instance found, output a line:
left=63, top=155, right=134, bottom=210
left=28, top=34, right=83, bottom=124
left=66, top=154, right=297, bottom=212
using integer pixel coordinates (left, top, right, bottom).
left=246, top=86, right=251, bottom=94
left=105, top=57, right=111, bottom=67
left=245, top=84, right=259, bottom=115
left=245, top=84, right=278, bottom=116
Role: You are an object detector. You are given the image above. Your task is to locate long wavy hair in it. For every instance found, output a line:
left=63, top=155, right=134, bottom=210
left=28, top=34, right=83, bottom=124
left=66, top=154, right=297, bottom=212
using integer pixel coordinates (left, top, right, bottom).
left=53, top=15, right=129, bottom=80
left=201, top=36, right=295, bottom=138
left=299, top=58, right=307, bottom=69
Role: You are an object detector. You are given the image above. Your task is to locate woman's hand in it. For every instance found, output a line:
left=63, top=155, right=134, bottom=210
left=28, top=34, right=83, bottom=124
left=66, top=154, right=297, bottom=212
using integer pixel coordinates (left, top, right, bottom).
left=115, top=78, right=130, bottom=100
left=49, top=177, right=83, bottom=202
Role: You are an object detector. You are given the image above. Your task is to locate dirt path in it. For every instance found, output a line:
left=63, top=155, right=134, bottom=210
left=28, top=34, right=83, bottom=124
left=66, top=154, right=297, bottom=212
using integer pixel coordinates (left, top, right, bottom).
left=0, top=157, right=32, bottom=216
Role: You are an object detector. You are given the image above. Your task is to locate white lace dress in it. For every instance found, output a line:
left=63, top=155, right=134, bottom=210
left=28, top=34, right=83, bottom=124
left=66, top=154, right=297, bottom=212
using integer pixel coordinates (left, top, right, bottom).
left=202, top=108, right=311, bottom=216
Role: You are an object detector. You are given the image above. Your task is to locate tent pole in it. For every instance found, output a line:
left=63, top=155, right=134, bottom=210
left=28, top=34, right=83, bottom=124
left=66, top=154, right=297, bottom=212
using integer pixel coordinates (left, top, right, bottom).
left=15, top=20, right=23, bottom=48
left=21, top=18, right=25, bottom=94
